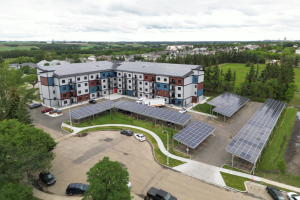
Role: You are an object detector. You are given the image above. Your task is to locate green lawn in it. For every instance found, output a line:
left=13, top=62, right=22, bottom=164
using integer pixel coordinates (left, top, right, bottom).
left=258, top=107, right=298, bottom=171
left=219, top=63, right=267, bottom=88
left=220, top=172, right=250, bottom=191
left=0, top=45, right=39, bottom=51
left=191, top=97, right=217, bottom=116
left=222, top=165, right=250, bottom=174
left=294, top=67, right=300, bottom=89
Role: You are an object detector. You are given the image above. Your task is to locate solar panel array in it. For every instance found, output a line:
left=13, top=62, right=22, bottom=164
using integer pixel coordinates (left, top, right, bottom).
left=207, top=92, right=250, bottom=117
left=114, top=100, right=192, bottom=125
left=225, top=98, right=285, bottom=163
left=173, top=121, right=216, bottom=149
left=69, top=100, right=114, bottom=119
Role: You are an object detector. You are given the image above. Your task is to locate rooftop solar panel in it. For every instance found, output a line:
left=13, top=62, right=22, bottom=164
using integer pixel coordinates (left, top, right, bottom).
left=114, top=100, right=192, bottom=126
left=207, top=92, right=250, bottom=117
left=173, top=121, right=216, bottom=149
left=225, top=98, right=285, bottom=164
left=68, top=100, right=114, bottom=119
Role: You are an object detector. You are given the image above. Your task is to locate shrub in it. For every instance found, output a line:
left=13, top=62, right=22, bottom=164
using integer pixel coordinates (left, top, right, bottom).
left=277, top=159, right=286, bottom=174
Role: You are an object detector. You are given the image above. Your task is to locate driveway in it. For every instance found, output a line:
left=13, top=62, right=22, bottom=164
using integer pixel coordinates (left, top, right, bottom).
left=38, top=130, right=264, bottom=200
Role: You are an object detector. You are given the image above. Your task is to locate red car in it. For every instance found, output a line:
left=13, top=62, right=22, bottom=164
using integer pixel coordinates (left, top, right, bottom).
left=42, top=107, right=54, bottom=113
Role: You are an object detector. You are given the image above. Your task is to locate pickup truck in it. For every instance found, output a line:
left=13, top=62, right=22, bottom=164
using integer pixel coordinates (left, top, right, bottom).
left=145, top=187, right=177, bottom=200
left=42, top=107, right=54, bottom=113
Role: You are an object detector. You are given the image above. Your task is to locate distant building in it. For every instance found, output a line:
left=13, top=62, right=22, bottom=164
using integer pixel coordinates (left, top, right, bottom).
left=37, top=60, right=71, bottom=66
left=296, top=50, right=300, bottom=55
left=9, top=62, right=37, bottom=70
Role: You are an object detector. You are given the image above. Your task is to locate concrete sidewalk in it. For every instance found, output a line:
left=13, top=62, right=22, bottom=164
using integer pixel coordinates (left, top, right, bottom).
left=62, top=123, right=300, bottom=193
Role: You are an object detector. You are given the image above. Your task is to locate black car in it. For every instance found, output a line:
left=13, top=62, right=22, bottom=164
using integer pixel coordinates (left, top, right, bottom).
left=120, top=129, right=133, bottom=136
left=266, top=186, right=285, bottom=200
left=167, top=122, right=174, bottom=127
left=145, top=187, right=177, bottom=200
left=89, top=99, right=96, bottom=104
left=29, top=103, right=42, bottom=109
left=66, top=183, right=89, bottom=196
left=39, top=172, right=56, bottom=186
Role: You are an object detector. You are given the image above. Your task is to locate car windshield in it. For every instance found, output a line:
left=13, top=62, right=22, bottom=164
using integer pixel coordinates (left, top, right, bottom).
left=46, top=174, right=53, bottom=180
left=278, top=197, right=285, bottom=200
left=140, top=135, right=145, bottom=138
left=80, top=184, right=84, bottom=190
left=164, top=193, right=171, bottom=200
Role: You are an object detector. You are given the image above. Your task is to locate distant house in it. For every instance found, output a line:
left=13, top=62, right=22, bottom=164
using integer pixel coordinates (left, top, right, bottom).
left=9, top=62, right=37, bottom=70
left=88, top=55, right=96, bottom=61
left=296, top=50, right=300, bottom=55
left=270, top=59, right=279, bottom=64
left=37, top=60, right=71, bottom=66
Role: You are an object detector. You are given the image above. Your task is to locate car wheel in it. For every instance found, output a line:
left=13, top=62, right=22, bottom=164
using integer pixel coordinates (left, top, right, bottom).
left=69, top=193, right=73, bottom=196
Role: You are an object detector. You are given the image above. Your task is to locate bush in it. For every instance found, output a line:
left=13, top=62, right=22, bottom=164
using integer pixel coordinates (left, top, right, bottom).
left=245, top=61, right=251, bottom=67
left=277, top=159, right=286, bottom=174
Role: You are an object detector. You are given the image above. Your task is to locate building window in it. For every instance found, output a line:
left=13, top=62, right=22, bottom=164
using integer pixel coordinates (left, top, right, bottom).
left=114, top=83, right=116, bottom=86
left=103, top=80, right=106, bottom=83
left=139, top=82, right=142, bottom=84
left=128, top=74, right=131, bottom=77
left=164, top=78, right=167, bottom=82
left=77, top=77, right=80, bottom=81
left=63, top=94, right=66, bottom=97
left=104, top=91, right=106, bottom=94
left=62, top=80, right=65, bottom=83
left=165, top=98, right=167, bottom=101
left=195, top=85, right=197, bottom=88
left=119, top=90, right=121, bottom=92
left=102, top=74, right=105, bottom=77
left=119, top=84, right=121, bottom=87
left=91, top=75, right=94, bottom=79
left=92, top=94, right=95, bottom=97
left=146, top=95, right=148, bottom=98
left=85, top=89, right=88, bottom=92
left=178, top=94, right=181, bottom=97
left=63, top=87, right=66, bottom=90
left=145, top=82, right=148, bottom=85
left=64, top=100, right=67, bottom=104
left=195, top=92, right=196, bottom=95
left=164, top=85, right=167, bottom=88
left=157, top=90, right=160, bottom=93
left=140, top=94, right=142, bottom=97
left=118, top=73, right=121, bottom=76
left=157, top=77, right=160, bottom=81
left=85, top=83, right=88, bottom=86
left=129, top=80, right=131, bottom=83
left=178, top=80, right=181, bottom=83
left=78, top=90, right=81, bottom=94
left=79, top=97, right=82, bottom=100
left=164, top=92, right=167, bottom=95
left=114, top=78, right=116, bottom=80
left=178, top=87, right=181, bottom=90
left=157, top=84, right=160, bottom=87
left=92, top=88, right=94, bottom=91
left=145, top=89, right=148, bottom=92
left=178, top=101, right=182, bottom=105
left=139, top=75, right=142, bottom=78
left=92, top=82, right=94, bottom=85
left=119, top=79, right=121, bottom=81
left=129, top=86, right=131, bottom=89
left=145, top=76, right=148, bottom=79
left=171, top=79, right=174, bottom=83
left=140, top=88, right=142, bottom=91
left=104, top=86, right=106, bottom=89
left=53, top=91, right=55, bottom=94
left=78, top=84, right=81, bottom=87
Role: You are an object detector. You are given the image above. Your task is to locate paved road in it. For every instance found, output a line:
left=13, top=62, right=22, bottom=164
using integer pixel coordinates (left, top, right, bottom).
left=36, top=130, right=264, bottom=200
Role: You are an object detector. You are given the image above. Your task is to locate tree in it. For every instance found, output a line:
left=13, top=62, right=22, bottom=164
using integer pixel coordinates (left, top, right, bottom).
left=24, top=74, right=38, bottom=88
left=224, top=68, right=232, bottom=82
left=5, top=86, right=20, bottom=120
left=20, top=65, right=30, bottom=74
left=44, top=63, right=50, bottom=66
left=84, top=156, right=131, bottom=200
left=277, top=159, right=286, bottom=174
left=0, top=55, right=4, bottom=63
left=0, top=119, right=57, bottom=184
left=29, top=68, right=37, bottom=74
left=295, top=55, right=299, bottom=67
left=285, top=83, right=297, bottom=102
left=18, top=98, right=33, bottom=125
left=0, top=183, right=34, bottom=200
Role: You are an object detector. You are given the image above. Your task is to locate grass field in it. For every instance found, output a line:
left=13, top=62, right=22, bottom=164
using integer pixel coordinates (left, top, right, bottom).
left=220, top=172, right=249, bottom=191
left=0, top=45, right=39, bottom=51
left=191, top=97, right=217, bottom=116
left=219, top=63, right=267, bottom=88
left=294, top=67, right=300, bottom=89
left=258, top=107, right=298, bottom=171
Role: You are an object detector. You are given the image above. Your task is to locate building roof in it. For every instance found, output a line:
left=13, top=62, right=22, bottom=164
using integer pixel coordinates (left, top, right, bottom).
left=116, top=62, right=202, bottom=77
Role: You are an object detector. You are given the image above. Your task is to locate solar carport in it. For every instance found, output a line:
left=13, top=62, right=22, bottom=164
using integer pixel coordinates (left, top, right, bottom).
left=207, top=92, right=250, bottom=122
left=173, top=121, right=216, bottom=155
left=225, top=98, right=285, bottom=174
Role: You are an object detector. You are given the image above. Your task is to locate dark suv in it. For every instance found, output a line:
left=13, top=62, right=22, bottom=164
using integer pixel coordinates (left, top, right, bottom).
left=120, top=129, right=133, bottom=136
left=39, top=172, right=56, bottom=186
left=266, top=186, right=285, bottom=200
left=66, top=183, right=89, bottom=196
left=89, top=99, right=96, bottom=104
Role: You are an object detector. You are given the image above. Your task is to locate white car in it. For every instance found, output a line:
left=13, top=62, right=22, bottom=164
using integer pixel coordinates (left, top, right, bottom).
left=134, top=134, right=146, bottom=142
left=179, top=108, right=187, bottom=113
left=287, top=192, right=300, bottom=200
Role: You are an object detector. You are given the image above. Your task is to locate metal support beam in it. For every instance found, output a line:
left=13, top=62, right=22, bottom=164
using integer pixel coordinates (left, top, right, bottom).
left=186, top=146, right=189, bottom=157
left=224, top=115, right=225, bottom=123
left=252, top=162, right=256, bottom=175
left=232, top=155, right=234, bottom=167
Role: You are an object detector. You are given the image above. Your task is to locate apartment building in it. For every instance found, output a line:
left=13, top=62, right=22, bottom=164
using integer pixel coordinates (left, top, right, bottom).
left=37, top=61, right=204, bottom=107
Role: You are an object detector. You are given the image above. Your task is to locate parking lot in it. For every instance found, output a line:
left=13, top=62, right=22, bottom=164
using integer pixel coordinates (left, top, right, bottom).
left=35, top=130, right=266, bottom=200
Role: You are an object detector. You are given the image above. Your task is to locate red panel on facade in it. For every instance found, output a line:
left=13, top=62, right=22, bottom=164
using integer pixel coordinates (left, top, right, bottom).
left=198, top=82, right=204, bottom=90
left=61, top=92, right=70, bottom=100
left=192, top=96, right=197, bottom=103
left=40, top=77, right=48, bottom=85
left=169, top=77, right=184, bottom=86
left=89, top=80, right=97, bottom=87
left=77, top=94, right=90, bottom=102
left=144, top=74, right=156, bottom=82
left=156, top=89, right=169, bottom=97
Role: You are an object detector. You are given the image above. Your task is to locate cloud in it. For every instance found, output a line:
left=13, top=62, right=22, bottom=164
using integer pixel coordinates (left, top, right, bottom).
left=0, top=0, right=299, bottom=41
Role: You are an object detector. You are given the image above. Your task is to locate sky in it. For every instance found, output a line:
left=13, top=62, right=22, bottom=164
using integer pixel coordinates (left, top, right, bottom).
left=1, top=0, right=300, bottom=41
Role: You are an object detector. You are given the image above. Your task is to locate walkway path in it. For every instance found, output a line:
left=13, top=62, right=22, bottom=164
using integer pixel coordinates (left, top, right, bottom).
left=62, top=123, right=300, bottom=193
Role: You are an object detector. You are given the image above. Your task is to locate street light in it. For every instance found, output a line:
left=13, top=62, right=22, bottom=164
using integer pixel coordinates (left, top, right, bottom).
left=163, top=129, right=169, bottom=165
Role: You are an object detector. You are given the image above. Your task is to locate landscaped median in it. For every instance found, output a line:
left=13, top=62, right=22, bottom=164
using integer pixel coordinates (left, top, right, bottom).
left=63, top=112, right=189, bottom=167
left=191, top=97, right=217, bottom=116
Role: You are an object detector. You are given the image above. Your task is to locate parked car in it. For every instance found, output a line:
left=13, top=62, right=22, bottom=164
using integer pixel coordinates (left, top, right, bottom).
left=39, top=172, right=56, bottom=186
left=179, top=108, right=187, bottom=114
left=145, top=187, right=177, bottom=200
left=89, top=99, right=96, bottom=104
left=29, top=103, right=42, bottom=109
left=287, top=192, right=300, bottom=200
left=167, top=122, right=174, bottom=127
left=122, top=111, right=131, bottom=115
left=120, top=129, right=133, bottom=136
left=42, top=107, right=54, bottom=113
left=266, top=186, right=285, bottom=200
left=66, top=183, right=89, bottom=196
left=134, top=134, right=146, bottom=142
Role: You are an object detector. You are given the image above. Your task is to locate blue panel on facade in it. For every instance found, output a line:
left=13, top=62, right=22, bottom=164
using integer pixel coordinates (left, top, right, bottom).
left=89, top=86, right=98, bottom=93
left=156, top=83, right=169, bottom=91
left=174, top=99, right=184, bottom=106
left=48, top=77, right=54, bottom=86
left=60, top=85, right=69, bottom=93
left=98, top=86, right=102, bottom=91
left=126, top=90, right=133, bottom=97
left=192, top=76, right=198, bottom=84
left=197, top=89, right=203, bottom=96
left=100, top=71, right=115, bottom=78
left=70, top=84, right=76, bottom=90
